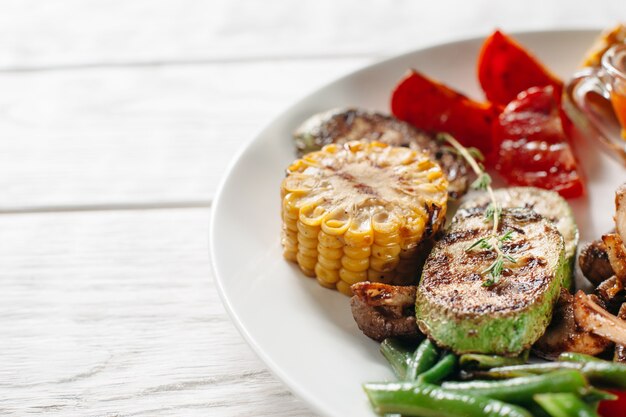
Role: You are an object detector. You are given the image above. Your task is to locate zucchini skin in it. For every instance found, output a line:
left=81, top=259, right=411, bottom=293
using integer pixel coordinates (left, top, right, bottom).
left=415, top=208, right=565, bottom=356
left=459, top=187, right=578, bottom=290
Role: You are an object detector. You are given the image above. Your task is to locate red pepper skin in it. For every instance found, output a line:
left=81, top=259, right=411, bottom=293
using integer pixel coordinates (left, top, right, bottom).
left=492, top=86, right=585, bottom=198
left=391, top=69, right=497, bottom=157
left=599, top=390, right=626, bottom=417
left=478, top=30, right=563, bottom=107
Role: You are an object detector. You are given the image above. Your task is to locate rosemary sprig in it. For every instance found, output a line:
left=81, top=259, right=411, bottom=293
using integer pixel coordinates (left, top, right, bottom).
left=438, top=133, right=517, bottom=287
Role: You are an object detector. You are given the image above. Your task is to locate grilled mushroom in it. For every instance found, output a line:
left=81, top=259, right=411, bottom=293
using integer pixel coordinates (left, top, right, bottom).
left=579, top=239, right=614, bottom=286
left=595, top=276, right=626, bottom=314
left=350, top=281, right=420, bottom=342
left=573, top=290, right=626, bottom=346
left=615, top=183, right=626, bottom=243
left=615, top=303, right=626, bottom=363
left=533, top=289, right=612, bottom=359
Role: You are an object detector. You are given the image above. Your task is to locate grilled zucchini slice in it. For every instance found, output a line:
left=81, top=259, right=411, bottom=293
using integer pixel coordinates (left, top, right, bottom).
left=415, top=208, right=566, bottom=356
left=459, top=187, right=578, bottom=289
left=281, top=141, right=448, bottom=295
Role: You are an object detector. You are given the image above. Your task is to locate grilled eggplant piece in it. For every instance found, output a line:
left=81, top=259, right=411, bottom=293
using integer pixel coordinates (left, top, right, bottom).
left=533, top=289, right=612, bottom=359
left=350, top=282, right=419, bottom=341
left=460, top=187, right=578, bottom=289
left=415, top=208, right=565, bottom=356
left=293, top=108, right=470, bottom=198
left=579, top=239, right=614, bottom=286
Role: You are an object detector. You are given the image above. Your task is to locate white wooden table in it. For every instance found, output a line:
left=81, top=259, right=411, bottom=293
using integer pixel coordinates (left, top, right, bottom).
left=0, top=2, right=622, bottom=415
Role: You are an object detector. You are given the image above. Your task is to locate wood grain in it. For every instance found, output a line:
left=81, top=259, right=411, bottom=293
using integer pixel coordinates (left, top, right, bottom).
left=0, top=59, right=367, bottom=210
left=0, top=208, right=315, bottom=416
left=0, top=0, right=618, bottom=70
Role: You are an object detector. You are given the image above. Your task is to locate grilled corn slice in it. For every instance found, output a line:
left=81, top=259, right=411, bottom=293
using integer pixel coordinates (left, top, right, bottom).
left=281, top=141, right=448, bottom=295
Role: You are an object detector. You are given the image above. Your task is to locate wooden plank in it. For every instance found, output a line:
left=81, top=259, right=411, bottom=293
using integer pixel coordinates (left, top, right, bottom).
left=0, top=0, right=613, bottom=69
left=0, top=58, right=367, bottom=210
left=0, top=208, right=315, bottom=416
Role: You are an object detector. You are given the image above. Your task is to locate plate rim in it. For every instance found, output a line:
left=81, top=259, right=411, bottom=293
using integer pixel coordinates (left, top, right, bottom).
left=209, top=27, right=602, bottom=417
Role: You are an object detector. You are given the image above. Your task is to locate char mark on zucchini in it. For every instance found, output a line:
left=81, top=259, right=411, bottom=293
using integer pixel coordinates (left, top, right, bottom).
left=415, top=208, right=566, bottom=356
left=459, top=186, right=578, bottom=289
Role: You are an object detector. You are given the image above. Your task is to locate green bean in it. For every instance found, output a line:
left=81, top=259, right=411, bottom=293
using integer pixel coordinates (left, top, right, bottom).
left=441, top=370, right=587, bottom=404
left=581, top=387, right=618, bottom=403
left=534, top=393, right=600, bottom=417
left=580, top=388, right=618, bottom=412
left=417, top=353, right=457, bottom=384
left=526, top=402, right=551, bottom=417
left=406, top=339, right=439, bottom=381
left=363, top=382, right=532, bottom=417
left=558, top=352, right=604, bottom=363
left=580, top=361, right=626, bottom=388
left=459, top=351, right=529, bottom=370
left=475, top=362, right=579, bottom=379
left=380, top=338, right=418, bottom=380
left=477, top=360, right=626, bottom=388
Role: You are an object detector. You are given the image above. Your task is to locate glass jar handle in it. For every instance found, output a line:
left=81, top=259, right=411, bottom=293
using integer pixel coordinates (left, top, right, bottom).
left=563, top=67, right=626, bottom=166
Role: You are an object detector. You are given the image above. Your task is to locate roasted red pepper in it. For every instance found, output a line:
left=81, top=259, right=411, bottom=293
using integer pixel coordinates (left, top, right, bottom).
left=492, top=86, right=585, bottom=198
left=391, top=70, right=497, bottom=156
left=599, top=390, right=626, bottom=417
left=478, top=30, right=563, bottom=107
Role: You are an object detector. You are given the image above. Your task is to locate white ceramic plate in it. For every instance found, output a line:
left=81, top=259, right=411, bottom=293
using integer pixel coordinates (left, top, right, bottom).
left=210, top=29, right=626, bottom=417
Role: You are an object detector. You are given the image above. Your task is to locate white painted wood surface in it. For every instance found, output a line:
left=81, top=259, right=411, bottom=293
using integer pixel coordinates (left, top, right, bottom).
left=0, top=1, right=623, bottom=416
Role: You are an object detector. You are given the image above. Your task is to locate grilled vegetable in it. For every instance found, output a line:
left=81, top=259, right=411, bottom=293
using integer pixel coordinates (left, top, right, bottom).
left=406, top=339, right=439, bottom=381
left=602, top=234, right=626, bottom=285
left=380, top=338, right=419, bottom=380
left=390, top=70, right=497, bottom=157
left=615, top=303, right=626, bottom=363
left=379, top=338, right=440, bottom=381
left=477, top=359, right=626, bottom=389
left=598, top=389, right=626, bottom=417
left=492, top=86, right=584, bottom=198
left=363, top=382, right=533, bottom=417
left=573, top=290, right=626, bottom=346
left=281, top=141, right=448, bottom=295
left=459, top=186, right=578, bottom=289
left=442, top=370, right=588, bottom=405
left=559, top=352, right=606, bottom=364
left=477, top=30, right=563, bottom=107
left=415, top=208, right=565, bottom=355
left=417, top=353, right=457, bottom=384
left=350, top=282, right=420, bottom=341
left=459, top=352, right=528, bottom=370
left=579, top=239, right=614, bottom=286
left=293, top=108, right=470, bottom=198
left=534, top=393, right=600, bottom=417
left=580, top=184, right=626, bottom=289
left=533, top=290, right=612, bottom=360
left=595, top=276, right=625, bottom=314
left=615, top=183, right=626, bottom=244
